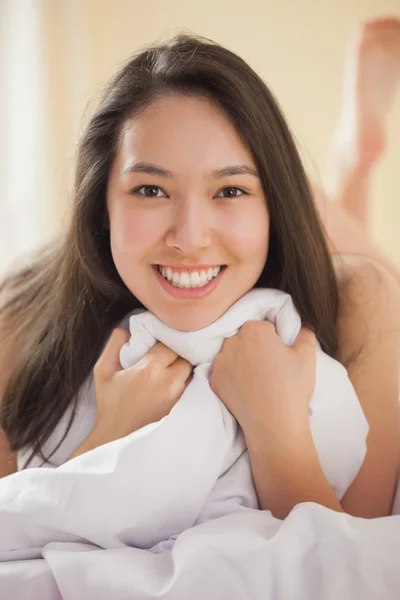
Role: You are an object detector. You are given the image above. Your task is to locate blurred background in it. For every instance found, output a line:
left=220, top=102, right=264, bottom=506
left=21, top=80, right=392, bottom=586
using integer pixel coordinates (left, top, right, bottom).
left=1, top=0, right=399, bottom=274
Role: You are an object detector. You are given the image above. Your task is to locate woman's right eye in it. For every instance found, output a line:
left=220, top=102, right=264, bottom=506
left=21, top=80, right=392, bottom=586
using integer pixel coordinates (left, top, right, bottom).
left=132, top=185, right=168, bottom=198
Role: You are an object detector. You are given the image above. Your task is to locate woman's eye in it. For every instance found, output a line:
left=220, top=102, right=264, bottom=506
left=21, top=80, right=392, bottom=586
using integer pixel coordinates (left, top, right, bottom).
left=216, top=187, right=247, bottom=198
left=131, top=185, right=246, bottom=199
left=134, top=185, right=167, bottom=198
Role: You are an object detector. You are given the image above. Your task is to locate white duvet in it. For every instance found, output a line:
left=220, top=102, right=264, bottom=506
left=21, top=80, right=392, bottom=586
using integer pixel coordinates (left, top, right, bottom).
left=0, top=288, right=399, bottom=599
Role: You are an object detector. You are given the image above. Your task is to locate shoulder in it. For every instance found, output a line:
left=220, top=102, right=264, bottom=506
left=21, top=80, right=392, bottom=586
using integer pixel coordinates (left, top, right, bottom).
left=334, top=253, right=400, bottom=307
left=334, top=255, right=400, bottom=367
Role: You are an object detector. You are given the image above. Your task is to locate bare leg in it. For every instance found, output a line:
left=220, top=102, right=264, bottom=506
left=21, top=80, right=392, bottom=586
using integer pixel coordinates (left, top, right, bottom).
left=315, top=17, right=400, bottom=284
left=316, top=189, right=400, bottom=286
left=323, top=17, right=400, bottom=226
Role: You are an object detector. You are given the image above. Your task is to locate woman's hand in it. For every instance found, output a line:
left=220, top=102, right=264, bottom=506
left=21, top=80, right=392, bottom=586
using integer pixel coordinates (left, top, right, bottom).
left=69, top=328, right=192, bottom=459
left=210, top=321, right=345, bottom=519
left=210, top=320, right=317, bottom=444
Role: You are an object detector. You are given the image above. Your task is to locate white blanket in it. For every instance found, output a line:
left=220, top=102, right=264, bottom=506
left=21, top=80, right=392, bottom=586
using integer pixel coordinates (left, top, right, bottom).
left=2, top=288, right=399, bottom=599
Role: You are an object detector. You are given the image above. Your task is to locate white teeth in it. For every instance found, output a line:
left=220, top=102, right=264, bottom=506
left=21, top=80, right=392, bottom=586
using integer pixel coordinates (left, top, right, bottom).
left=199, top=271, right=207, bottom=286
left=189, top=272, right=200, bottom=287
left=179, top=272, right=190, bottom=288
left=158, top=266, right=223, bottom=288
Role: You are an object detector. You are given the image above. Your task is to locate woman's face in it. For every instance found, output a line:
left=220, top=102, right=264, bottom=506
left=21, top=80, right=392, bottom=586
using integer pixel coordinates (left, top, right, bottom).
left=107, top=95, right=269, bottom=331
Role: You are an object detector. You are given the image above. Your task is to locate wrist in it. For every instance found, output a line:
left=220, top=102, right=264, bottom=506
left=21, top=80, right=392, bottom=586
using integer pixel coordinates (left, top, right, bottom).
left=245, top=424, right=343, bottom=518
left=67, top=423, right=110, bottom=462
left=242, top=413, right=312, bottom=456
left=90, top=419, right=118, bottom=447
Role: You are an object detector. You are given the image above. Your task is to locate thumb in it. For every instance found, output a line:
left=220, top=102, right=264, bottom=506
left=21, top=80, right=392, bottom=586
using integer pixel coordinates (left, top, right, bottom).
left=293, top=327, right=317, bottom=355
left=94, top=328, right=131, bottom=383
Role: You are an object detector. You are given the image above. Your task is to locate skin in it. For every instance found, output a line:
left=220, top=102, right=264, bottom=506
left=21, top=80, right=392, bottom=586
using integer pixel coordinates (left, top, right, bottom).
left=106, top=96, right=269, bottom=332
left=1, top=87, right=399, bottom=521
left=323, top=17, right=400, bottom=226
left=211, top=259, right=400, bottom=518
left=334, top=258, right=400, bottom=518
left=301, top=19, right=400, bottom=518
left=69, top=330, right=193, bottom=458
left=101, top=93, right=399, bottom=519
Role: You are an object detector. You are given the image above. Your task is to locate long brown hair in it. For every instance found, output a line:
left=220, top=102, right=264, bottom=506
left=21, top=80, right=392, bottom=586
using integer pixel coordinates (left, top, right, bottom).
left=0, top=34, right=338, bottom=465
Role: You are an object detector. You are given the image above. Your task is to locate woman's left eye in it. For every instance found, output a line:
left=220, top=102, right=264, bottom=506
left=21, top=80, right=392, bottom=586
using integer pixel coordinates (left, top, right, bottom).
left=216, top=187, right=247, bottom=198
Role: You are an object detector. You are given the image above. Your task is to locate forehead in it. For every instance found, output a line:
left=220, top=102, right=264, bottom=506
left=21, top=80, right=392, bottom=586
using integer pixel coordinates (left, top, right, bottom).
left=115, top=95, right=255, bottom=174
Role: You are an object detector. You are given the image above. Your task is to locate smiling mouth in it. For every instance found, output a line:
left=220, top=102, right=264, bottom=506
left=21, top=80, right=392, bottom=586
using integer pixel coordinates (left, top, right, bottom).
left=155, top=265, right=227, bottom=289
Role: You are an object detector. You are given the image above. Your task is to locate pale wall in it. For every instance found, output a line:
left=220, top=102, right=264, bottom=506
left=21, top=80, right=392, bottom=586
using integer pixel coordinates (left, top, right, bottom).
left=2, top=0, right=400, bottom=269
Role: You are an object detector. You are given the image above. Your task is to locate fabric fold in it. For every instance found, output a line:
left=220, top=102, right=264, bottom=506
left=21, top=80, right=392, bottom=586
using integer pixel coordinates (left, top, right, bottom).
left=0, top=288, right=370, bottom=598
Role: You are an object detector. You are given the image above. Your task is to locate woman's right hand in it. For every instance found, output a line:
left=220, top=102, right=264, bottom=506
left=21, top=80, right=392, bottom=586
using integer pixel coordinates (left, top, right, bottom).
left=69, top=328, right=192, bottom=459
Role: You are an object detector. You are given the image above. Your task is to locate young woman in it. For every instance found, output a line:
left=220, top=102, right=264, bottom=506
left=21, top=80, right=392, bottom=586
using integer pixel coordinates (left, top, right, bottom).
left=0, top=30, right=399, bottom=522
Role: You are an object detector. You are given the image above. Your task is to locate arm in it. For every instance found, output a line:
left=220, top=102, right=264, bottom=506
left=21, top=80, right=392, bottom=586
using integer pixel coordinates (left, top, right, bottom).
left=256, top=257, right=400, bottom=519
left=210, top=261, right=400, bottom=520
left=335, top=256, right=400, bottom=517
left=0, top=322, right=18, bottom=478
left=250, top=258, right=400, bottom=520
left=246, top=421, right=343, bottom=519
left=211, top=323, right=346, bottom=520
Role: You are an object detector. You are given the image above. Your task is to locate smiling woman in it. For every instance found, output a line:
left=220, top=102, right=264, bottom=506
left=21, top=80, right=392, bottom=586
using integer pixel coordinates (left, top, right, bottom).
left=106, top=96, right=269, bottom=330
left=0, top=34, right=398, bottom=528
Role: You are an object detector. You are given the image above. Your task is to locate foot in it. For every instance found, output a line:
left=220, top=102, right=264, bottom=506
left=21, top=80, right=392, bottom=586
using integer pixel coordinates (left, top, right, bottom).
left=337, top=17, right=400, bottom=170
left=322, top=17, right=400, bottom=224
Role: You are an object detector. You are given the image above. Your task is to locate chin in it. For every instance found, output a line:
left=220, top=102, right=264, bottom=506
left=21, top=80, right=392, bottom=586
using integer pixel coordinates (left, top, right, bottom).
left=160, top=310, right=222, bottom=332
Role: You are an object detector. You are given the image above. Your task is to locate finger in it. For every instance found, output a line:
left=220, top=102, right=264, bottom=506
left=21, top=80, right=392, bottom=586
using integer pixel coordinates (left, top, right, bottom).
left=294, top=327, right=317, bottom=354
left=145, top=342, right=180, bottom=368
left=262, top=320, right=277, bottom=334
left=94, top=328, right=131, bottom=382
left=167, top=357, right=193, bottom=381
left=165, top=358, right=193, bottom=401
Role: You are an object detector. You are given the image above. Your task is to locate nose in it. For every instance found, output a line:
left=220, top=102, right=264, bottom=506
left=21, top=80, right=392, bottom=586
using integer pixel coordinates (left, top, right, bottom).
left=165, top=199, right=213, bottom=255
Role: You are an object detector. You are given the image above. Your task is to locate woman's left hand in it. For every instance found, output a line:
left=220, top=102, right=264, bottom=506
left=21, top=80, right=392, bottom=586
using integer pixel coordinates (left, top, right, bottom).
left=209, top=320, right=317, bottom=445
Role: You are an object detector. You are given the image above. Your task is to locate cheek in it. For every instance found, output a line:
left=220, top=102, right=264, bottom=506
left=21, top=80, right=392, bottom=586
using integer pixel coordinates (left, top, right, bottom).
left=224, top=209, right=269, bottom=261
left=109, top=206, right=163, bottom=255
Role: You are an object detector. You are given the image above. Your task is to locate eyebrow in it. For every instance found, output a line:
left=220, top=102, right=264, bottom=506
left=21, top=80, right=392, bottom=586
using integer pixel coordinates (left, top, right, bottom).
left=122, top=161, right=259, bottom=179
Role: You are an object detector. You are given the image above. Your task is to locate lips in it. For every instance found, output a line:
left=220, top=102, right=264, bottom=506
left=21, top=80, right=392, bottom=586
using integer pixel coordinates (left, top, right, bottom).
left=153, top=264, right=226, bottom=300
left=157, top=265, right=223, bottom=288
